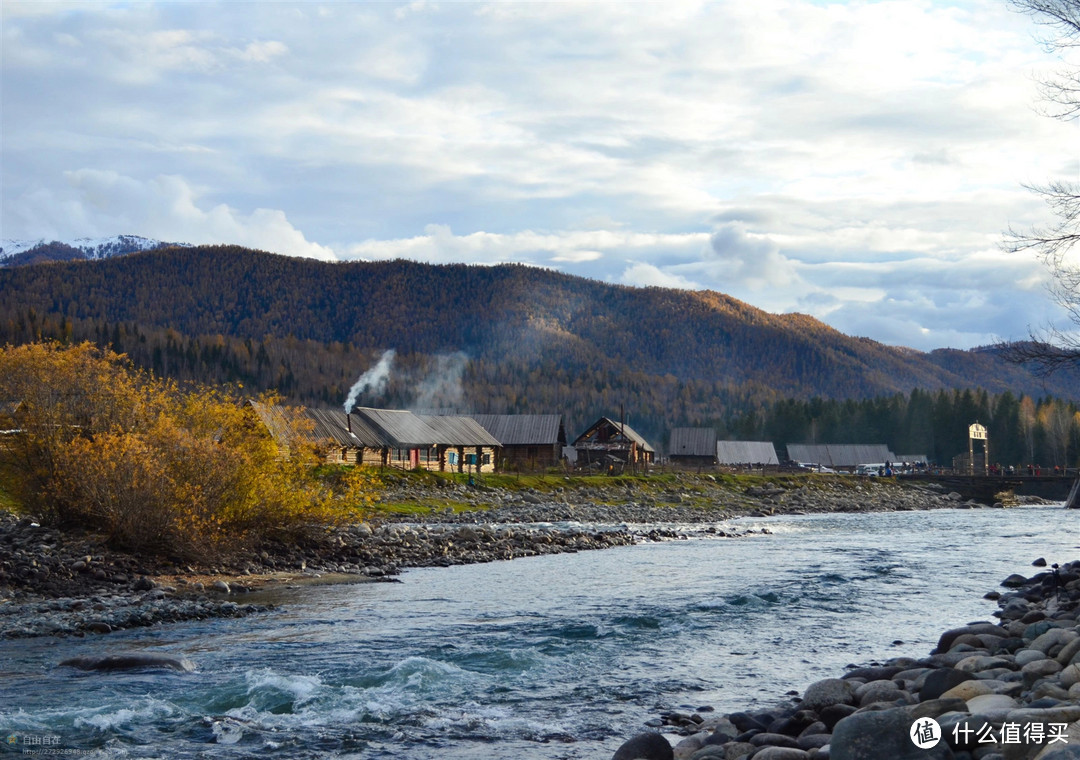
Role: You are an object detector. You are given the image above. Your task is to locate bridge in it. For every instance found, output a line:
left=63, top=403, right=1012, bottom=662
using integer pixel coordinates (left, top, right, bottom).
left=898, top=472, right=1079, bottom=507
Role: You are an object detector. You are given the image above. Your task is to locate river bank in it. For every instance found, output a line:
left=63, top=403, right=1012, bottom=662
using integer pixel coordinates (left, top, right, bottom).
left=613, top=560, right=1080, bottom=760
left=0, top=474, right=1044, bottom=639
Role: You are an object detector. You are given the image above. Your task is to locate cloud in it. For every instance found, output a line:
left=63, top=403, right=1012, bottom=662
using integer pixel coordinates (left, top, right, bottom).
left=707, top=224, right=799, bottom=289
left=620, top=263, right=699, bottom=290
left=9, top=169, right=334, bottom=260
left=344, top=225, right=709, bottom=269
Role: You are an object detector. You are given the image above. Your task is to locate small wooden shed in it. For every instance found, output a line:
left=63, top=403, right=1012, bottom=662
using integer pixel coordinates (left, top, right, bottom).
left=669, top=428, right=718, bottom=466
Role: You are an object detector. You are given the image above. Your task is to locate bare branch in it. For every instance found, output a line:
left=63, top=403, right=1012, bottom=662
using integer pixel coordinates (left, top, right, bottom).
left=1003, top=0, right=1080, bottom=372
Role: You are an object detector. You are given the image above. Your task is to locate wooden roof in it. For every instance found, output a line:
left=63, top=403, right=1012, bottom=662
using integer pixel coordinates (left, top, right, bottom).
left=669, top=428, right=718, bottom=457
left=416, top=413, right=503, bottom=447
left=250, top=402, right=500, bottom=450
left=356, top=408, right=501, bottom=448
left=786, top=443, right=897, bottom=467
left=574, top=416, right=655, bottom=453
left=469, top=414, right=566, bottom=446
left=715, top=440, right=779, bottom=465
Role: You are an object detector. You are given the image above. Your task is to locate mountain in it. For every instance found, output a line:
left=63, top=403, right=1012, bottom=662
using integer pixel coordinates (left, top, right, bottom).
left=0, top=235, right=187, bottom=267
left=1, top=244, right=1076, bottom=444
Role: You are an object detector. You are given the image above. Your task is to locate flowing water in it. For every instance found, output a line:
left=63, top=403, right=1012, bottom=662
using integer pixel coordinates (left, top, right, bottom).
left=1, top=506, right=1077, bottom=759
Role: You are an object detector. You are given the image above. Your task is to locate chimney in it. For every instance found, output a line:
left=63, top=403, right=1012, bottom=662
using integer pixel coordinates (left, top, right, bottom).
left=347, top=412, right=352, bottom=433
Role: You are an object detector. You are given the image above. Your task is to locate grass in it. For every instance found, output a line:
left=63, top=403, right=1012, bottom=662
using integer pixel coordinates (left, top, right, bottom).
left=321, top=465, right=901, bottom=518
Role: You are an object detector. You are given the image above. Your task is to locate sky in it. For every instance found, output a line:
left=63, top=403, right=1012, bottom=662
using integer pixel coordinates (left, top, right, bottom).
left=3, top=0, right=1079, bottom=351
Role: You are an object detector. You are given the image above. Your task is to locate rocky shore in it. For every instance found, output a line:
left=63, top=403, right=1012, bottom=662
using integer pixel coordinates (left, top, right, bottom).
left=612, top=559, right=1080, bottom=760
left=0, top=474, right=1044, bottom=639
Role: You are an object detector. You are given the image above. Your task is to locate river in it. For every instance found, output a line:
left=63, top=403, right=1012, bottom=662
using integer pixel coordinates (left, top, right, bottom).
left=1, top=506, right=1076, bottom=759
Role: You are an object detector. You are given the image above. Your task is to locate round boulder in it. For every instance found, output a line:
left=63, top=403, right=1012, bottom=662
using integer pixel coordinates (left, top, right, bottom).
left=801, top=678, right=857, bottom=712
left=855, top=679, right=905, bottom=707
left=831, top=707, right=955, bottom=760
left=920, top=668, right=977, bottom=701
left=750, top=749, right=809, bottom=760
left=612, top=732, right=674, bottom=760
left=939, top=680, right=994, bottom=702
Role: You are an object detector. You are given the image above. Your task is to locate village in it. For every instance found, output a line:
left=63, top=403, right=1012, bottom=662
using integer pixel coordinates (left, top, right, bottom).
left=249, top=401, right=925, bottom=476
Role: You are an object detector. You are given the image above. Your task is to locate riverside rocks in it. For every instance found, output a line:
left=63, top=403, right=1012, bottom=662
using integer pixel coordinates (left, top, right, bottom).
left=622, top=559, right=1080, bottom=760
left=0, top=514, right=635, bottom=638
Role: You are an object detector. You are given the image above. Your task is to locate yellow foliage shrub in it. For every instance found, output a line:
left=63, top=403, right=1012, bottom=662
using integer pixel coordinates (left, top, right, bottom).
left=0, top=342, right=370, bottom=561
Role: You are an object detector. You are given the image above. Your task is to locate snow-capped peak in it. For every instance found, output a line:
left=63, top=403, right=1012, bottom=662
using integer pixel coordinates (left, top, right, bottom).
left=0, top=234, right=189, bottom=264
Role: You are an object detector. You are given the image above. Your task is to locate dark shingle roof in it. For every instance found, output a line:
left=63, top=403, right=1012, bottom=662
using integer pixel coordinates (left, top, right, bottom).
left=574, top=417, right=655, bottom=453
left=715, top=441, right=779, bottom=465
left=786, top=443, right=897, bottom=467
left=356, top=408, right=501, bottom=448
left=669, top=428, right=718, bottom=457
left=417, top=414, right=502, bottom=447
left=469, top=414, right=565, bottom=446
left=250, top=402, right=500, bottom=450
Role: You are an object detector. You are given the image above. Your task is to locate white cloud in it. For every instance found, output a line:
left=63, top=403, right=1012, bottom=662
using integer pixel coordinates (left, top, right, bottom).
left=9, top=169, right=334, bottom=260
left=707, top=224, right=799, bottom=289
left=344, top=225, right=709, bottom=268
left=620, top=263, right=700, bottom=290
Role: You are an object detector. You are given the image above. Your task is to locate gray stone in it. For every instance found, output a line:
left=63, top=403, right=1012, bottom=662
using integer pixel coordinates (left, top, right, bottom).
left=1023, top=659, right=1064, bottom=685
left=612, top=732, right=674, bottom=760
left=58, top=653, right=195, bottom=672
left=1017, top=649, right=1048, bottom=666
left=1031, top=629, right=1077, bottom=655
left=1059, top=663, right=1080, bottom=689
left=921, top=669, right=978, bottom=701
left=855, top=679, right=905, bottom=707
left=802, top=679, right=857, bottom=712
left=721, top=744, right=755, bottom=760
left=966, top=693, right=1018, bottom=716
left=673, top=732, right=708, bottom=759
left=688, top=748, right=727, bottom=760
left=797, top=735, right=832, bottom=750
left=1055, top=638, right=1080, bottom=666
left=831, top=707, right=955, bottom=760
left=750, top=733, right=801, bottom=749
left=909, top=699, right=969, bottom=720
left=212, top=580, right=230, bottom=593
left=751, top=749, right=809, bottom=760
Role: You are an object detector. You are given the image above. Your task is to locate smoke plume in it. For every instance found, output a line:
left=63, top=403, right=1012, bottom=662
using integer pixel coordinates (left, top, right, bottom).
left=410, top=352, right=469, bottom=411
left=344, top=349, right=396, bottom=413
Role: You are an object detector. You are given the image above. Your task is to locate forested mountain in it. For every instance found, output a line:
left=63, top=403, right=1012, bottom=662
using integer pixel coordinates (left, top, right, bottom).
left=1, top=244, right=1077, bottom=450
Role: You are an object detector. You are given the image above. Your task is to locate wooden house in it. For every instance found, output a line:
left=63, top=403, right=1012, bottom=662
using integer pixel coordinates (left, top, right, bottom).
left=669, top=428, right=718, bottom=466
left=249, top=401, right=501, bottom=472
left=361, top=408, right=500, bottom=473
left=468, top=414, right=567, bottom=470
left=248, top=401, right=382, bottom=464
left=573, top=416, right=655, bottom=468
